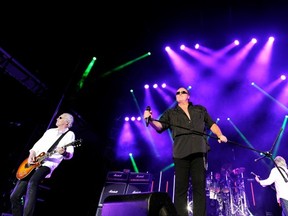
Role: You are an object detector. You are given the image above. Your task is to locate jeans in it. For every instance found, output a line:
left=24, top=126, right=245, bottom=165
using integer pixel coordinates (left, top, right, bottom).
left=280, top=198, right=288, bottom=216
left=174, top=153, right=207, bottom=216
left=10, top=166, right=50, bottom=216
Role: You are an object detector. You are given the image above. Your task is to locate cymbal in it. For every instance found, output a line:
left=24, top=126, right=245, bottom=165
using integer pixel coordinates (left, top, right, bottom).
left=232, top=167, right=245, bottom=174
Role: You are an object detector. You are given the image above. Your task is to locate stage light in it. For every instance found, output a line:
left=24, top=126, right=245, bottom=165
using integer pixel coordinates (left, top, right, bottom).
left=125, top=117, right=129, bottom=121
left=153, top=84, right=158, bottom=88
left=195, top=44, right=200, bottom=49
left=144, top=84, right=149, bottom=89
left=251, top=38, right=257, bottom=44
left=165, top=46, right=171, bottom=51
left=161, top=83, right=167, bottom=88
left=268, top=36, right=275, bottom=42
left=234, top=40, right=240, bottom=45
left=280, top=75, right=286, bottom=80
left=180, top=44, right=185, bottom=50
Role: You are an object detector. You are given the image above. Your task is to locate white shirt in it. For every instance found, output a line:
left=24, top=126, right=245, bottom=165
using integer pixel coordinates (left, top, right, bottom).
left=259, top=166, right=288, bottom=203
left=30, top=128, right=75, bottom=178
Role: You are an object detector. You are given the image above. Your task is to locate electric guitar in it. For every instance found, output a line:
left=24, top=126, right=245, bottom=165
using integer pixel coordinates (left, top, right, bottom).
left=16, top=139, right=82, bottom=180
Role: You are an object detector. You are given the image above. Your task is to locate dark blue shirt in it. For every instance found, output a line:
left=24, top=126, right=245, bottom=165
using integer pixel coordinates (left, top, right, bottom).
left=157, top=102, right=215, bottom=158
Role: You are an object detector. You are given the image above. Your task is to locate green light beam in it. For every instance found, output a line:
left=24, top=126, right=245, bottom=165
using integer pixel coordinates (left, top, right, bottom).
left=272, top=115, right=288, bottom=157
left=77, top=57, right=96, bottom=91
left=129, top=153, right=139, bottom=173
left=101, top=52, right=151, bottom=78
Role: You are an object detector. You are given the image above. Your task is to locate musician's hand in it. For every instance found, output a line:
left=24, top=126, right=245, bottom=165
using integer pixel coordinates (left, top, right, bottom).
left=255, top=176, right=260, bottom=183
left=56, top=147, right=66, bottom=155
left=218, top=134, right=228, bottom=143
left=28, top=156, right=36, bottom=165
left=144, top=109, right=152, bottom=120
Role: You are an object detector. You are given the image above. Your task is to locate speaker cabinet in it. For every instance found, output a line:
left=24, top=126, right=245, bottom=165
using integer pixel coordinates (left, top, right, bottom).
left=126, top=183, right=152, bottom=194
left=102, top=192, right=177, bottom=216
left=98, top=182, right=127, bottom=206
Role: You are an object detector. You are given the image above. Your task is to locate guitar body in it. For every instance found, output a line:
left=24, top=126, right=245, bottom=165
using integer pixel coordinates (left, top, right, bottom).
left=15, top=139, right=82, bottom=180
left=16, top=152, right=44, bottom=180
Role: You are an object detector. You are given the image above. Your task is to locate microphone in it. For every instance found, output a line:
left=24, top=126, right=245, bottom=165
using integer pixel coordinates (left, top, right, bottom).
left=145, top=106, right=151, bottom=127
left=250, top=172, right=258, bottom=178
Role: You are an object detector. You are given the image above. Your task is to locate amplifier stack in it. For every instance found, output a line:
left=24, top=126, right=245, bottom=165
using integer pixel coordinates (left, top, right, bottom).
left=96, top=171, right=153, bottom=215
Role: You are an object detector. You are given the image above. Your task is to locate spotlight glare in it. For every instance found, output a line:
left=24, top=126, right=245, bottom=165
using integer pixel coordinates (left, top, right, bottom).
left=251, top=38, right=257, bottom=44
left=125, top=117, right=129, bottom=121
left=162, top=83, right=167, bottom=88
left=234, top=40, right=239, bottom=45
left=194, top=44, right=199, bottom=49
left=153, top=84, right=158, bottom=88
left=268, top=36, right=275, bottom=42
left=227, top=117, right=230, bottom=121
left=131, top=116, right=136, bottom=121
left=280, top=75, right=286, bottom=80
left=165, top=46, right=171, bottom=51
left=144, top=84, right=149, bottom=89
left=180, top=44, right=185, bottom=50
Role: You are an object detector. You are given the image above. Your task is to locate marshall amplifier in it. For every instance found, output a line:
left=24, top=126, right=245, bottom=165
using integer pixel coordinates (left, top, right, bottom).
left=126, top=183, right=152, bottom=194
left=106, top=171, right=129, bottom=182
left=128, top=172, right=152, bottom=183
left=98, top=182, right=127, bottom=206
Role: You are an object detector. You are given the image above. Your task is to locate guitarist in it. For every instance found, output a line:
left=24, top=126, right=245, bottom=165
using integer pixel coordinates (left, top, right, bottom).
left=10, top=113, right=76, bottom=216
left=254, top=156, right=288, bottom=216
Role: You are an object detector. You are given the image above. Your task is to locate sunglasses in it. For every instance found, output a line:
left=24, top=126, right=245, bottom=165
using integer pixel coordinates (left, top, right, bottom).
left=176, top=91, right=188, bottom=95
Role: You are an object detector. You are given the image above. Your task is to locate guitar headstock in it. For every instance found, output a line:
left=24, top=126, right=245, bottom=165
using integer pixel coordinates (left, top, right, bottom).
left=72, top=139, right=82, bottom=147
left=66, top=139, right=82, bottom=148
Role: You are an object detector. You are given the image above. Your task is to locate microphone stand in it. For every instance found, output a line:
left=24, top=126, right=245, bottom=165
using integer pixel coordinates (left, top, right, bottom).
left=151, top=119, right=287, bottom=182
left=254, top=128, right=287, bottom=183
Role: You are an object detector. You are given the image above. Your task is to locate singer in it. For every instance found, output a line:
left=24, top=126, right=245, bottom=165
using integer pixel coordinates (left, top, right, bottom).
left=143, top=87, right=227, bottom=216
left=254, top=156, right=288, bottom=216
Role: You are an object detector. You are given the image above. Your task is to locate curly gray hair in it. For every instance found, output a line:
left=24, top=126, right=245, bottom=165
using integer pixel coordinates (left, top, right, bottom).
left=63, top=113, right=74, bottom=128
left=274, top=156, right=287, bottom=168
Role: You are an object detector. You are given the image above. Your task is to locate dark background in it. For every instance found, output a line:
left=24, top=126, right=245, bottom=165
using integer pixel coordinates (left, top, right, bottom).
left=1, top=1, right=287, bottom=215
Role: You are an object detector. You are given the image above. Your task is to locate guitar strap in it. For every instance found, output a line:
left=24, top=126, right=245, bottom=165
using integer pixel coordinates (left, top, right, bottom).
left=47, top=130, right=69, bottom=153
left=279, top=167, right=288, bottom=179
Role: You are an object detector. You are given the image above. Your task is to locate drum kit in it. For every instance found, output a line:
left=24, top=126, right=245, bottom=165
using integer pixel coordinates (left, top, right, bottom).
left=188, top=166, right=252, bottom=216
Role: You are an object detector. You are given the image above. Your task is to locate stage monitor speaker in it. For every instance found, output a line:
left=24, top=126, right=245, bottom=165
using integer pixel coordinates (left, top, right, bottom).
left=102, top=192, right=177, bottom=216
left=98, top=182, right=127, bottom=206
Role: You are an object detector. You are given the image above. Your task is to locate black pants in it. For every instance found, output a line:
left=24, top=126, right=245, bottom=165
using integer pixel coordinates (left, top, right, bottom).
left=174, top=153, right=207, bottom=216
left=10, top=166, right=50, bottom=216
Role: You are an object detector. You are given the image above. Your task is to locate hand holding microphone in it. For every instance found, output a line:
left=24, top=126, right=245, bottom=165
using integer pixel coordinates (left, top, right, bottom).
left=144, top=106, right=152, bottom=127
left=251, top=172, right=260, bottom=183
